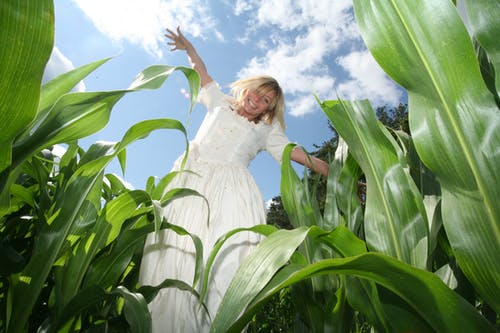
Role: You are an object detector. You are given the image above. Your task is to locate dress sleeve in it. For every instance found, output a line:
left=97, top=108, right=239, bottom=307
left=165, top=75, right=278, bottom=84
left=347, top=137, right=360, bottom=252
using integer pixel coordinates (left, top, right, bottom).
left=265, top=121, right=292, bottom=163
left=197, top=81, right=226, bottom=112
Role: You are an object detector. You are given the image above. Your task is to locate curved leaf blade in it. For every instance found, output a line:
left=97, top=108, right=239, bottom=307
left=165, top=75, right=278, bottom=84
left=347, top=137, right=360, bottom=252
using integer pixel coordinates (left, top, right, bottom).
left=321, top=99, right=429, bottom=268
left=216, top=226, right=494, bottom=333
left=353, top=0, right=500, bottom=311
left=210, top=227, right=309, bottom=332
left=0, top=0, right=54, bottom=172
left=463, top=0, right=500, bottom=98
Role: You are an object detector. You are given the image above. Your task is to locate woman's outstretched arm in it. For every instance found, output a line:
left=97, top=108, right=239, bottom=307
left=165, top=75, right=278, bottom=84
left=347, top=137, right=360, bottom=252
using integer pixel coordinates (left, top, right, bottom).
left=165, top=26, right=213, bottom=87
left=290, top=146, right=329, bottom=177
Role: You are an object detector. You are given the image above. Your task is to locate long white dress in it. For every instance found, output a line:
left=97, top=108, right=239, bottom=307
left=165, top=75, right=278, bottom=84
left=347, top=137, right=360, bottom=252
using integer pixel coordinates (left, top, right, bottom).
left=139, top=81, right=290, bottom=332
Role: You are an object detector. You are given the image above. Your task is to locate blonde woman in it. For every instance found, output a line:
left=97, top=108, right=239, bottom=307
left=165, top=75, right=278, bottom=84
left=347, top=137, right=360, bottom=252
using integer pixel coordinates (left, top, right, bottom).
left=139, top=27, right=328, bottom=332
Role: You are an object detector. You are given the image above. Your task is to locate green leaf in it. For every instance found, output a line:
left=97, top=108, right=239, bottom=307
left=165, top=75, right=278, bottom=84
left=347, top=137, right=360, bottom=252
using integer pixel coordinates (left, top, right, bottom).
left=12, top=91, right=125, bottom=169
left=0, top=0, right=54, bottom=172
left=42, top=285, right=151, bottom=333
left=280, top=144, right=323, bottom=229
left=2, top=65, right=197, bottom=207
left=39, top=58, right=112, bottom=114
left=333, top=154, right=364, bottom=233
left=353, top=0, right=500, bottom=311
left=321, top=99, right=429, bottom=269
left=217, top=227, right=495, bottom=333
left=463, top=0, right=500, bottom=98
left=55, top=190, right=151, bottom=309
left=199, top=224, right=277, bottom=304
left=112, top=286, right=152, bottom=333
left=7, top=119, right=188, bottom=332
left=128, top=65, right=200, bottom=114
left=210, top=227, right=310, bottom=332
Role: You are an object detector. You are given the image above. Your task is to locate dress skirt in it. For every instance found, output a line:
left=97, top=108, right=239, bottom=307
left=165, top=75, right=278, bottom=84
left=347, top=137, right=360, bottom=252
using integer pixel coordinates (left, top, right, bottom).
left=139, top=149, right=266, bottom=332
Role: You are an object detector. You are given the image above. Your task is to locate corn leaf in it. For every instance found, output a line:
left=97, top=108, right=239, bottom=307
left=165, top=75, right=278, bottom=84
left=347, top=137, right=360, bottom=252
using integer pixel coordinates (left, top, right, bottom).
left=39, top=58, right=111, bottom=114
left=210, top=227, right=309, bottom=332
left=128, top=65, right=200, bottom=114
left=353, top=0, right=500, bottom=311
left=199, top=224, right=278, bottom=303
left=41, top=285, right=151, bottom=333
left=463, top=0, right=500, bottom=98
left=0, top=0, right=53, bottom=172
left=321, top=99, right=429, bottom=269
left=113, top=286, right=152, bottom=333
left=217, top=227, right=495, bottom=333
left=6, top=119, right=188, bottom=332
left=280, top=144, right=323, bottom=229
left=55, top=190, right=151, bottom=309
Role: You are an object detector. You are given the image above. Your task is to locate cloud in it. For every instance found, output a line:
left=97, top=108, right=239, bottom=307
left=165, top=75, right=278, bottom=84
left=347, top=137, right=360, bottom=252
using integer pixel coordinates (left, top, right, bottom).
left=336, top=50, right=402, bottom=106
left=69, top=0, right=405, bottom=114
left=234, top=1, right=356, bottom=116
left=72, top=0, right=222, bottom=58
left=43, top=47, right=86, bottom=91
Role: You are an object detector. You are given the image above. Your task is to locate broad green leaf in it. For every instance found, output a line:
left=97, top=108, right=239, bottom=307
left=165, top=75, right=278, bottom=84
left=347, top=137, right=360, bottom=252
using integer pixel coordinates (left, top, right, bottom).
left=12, top=91, right=125, bottom=169
left=16, top=58, right=112, bottom=144
left=56, top=190, right=151, bottom=309
left=322, top=159, right=344, bottom=229
left=463, top=0, right=500, bottom=98
left=321, top=99, right=429, bottom=269
left=210, top=227, right=310, bottom=332
left=42, top=285, right=151, bottom=333
left=83, top=224, right=151, bottom=290
left=199, top=224, right=278, bottom=304
left=217, top=227, right=495, bottom=333
left=280, top=144, right=323, bottom=229
left=128, top=65, right=200, bottom=114
left=0, top=0, right=53, bottom=172
left=334, top=154, right=364, bottom=234
left=6, top=119, right=188, bottom=332
left=2, top=65, right=197, bottom=208
left=353, top=0, right=500, bottom=311
left=112, top=286, right=152, bottom=333
left=39, top=58, right=112, bottom=114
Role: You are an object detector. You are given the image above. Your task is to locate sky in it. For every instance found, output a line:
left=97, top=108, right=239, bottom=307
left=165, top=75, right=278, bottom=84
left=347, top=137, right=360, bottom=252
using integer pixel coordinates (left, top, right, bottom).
left=45, top=0, right=408, bottom=203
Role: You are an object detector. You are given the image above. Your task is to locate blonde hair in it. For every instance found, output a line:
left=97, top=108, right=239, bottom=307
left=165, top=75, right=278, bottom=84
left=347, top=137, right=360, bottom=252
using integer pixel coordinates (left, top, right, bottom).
left=229, top=75, right=286, bottom=129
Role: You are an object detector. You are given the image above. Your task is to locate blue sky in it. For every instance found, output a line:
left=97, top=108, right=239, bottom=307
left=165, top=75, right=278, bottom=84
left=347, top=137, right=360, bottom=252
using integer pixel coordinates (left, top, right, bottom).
left=45, top=0, right=408, bottom=202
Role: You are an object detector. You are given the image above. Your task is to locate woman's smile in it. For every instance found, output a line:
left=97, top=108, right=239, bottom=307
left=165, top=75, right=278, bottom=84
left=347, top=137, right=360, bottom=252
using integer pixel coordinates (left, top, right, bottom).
left=240, top=89, right=276, bottom=119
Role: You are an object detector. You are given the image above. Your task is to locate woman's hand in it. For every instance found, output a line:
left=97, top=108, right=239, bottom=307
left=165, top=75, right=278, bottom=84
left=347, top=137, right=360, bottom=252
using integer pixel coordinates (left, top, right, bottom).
left=164, top=26, right=213, bottom=87
left=165, top=26, right=192, bottom=51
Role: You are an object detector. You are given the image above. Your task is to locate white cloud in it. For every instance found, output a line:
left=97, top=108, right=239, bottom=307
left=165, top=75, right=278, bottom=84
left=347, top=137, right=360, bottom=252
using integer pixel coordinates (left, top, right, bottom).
left=43, top=47, right=86, bottom=91
left=68, top=0, right=404, bottom=114
left=336, top=50, right=402, bottom=106
left=235, top=2, right=354, bottom=116
left=234, top=1, right=403, bottom=114
left=72, top=0, right=221, bottom=59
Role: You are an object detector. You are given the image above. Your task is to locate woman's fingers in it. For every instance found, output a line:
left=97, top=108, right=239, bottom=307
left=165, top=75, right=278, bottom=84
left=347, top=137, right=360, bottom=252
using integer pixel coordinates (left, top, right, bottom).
left=164, top=27, right=189, bottom=51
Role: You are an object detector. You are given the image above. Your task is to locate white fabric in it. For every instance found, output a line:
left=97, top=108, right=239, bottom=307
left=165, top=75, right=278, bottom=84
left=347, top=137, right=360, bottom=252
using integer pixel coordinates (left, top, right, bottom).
left=139, top=81, right=291, bottom=332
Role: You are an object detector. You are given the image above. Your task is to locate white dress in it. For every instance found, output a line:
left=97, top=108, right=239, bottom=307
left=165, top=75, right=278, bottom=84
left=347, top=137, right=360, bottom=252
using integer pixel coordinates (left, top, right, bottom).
left=139, top=81, right=290, bottom=332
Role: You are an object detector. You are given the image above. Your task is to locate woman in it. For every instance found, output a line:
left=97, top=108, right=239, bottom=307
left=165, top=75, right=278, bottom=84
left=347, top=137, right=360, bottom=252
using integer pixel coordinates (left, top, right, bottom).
left=139, top=27, right=328, bottom=332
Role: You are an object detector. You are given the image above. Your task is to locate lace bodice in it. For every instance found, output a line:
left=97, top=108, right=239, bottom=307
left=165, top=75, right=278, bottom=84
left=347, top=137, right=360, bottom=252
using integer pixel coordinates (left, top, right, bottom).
left=192, top=81, right=290, bottom=167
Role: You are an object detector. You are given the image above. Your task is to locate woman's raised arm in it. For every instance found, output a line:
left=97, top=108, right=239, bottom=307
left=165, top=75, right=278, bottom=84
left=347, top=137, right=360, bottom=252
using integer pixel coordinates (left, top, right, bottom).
left=165, top=26, right=213, bottom=87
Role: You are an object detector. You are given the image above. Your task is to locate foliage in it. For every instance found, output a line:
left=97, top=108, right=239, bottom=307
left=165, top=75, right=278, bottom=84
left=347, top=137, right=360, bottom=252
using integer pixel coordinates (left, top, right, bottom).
left=266, top=196, right=294, bottom=230
left=210, top=1, right=499, bottom=332
left=246, top=288, right=294, bottom=333
left=256, top=104, right=409, bottom=331
left=0, top=1, right=204, bottom=332
left=2, top=0, right=499, bottom=332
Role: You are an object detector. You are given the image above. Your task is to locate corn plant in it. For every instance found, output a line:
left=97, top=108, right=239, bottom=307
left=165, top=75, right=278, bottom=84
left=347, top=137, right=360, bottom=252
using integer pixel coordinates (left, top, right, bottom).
left=0, top=1, right=207, bottom=332
left=210, top=1, right=499, bottom=332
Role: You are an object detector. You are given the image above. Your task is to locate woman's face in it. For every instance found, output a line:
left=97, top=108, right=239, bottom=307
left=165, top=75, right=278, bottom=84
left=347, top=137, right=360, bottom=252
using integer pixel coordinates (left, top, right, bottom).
left=239, top=88, right=276, bottom=120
